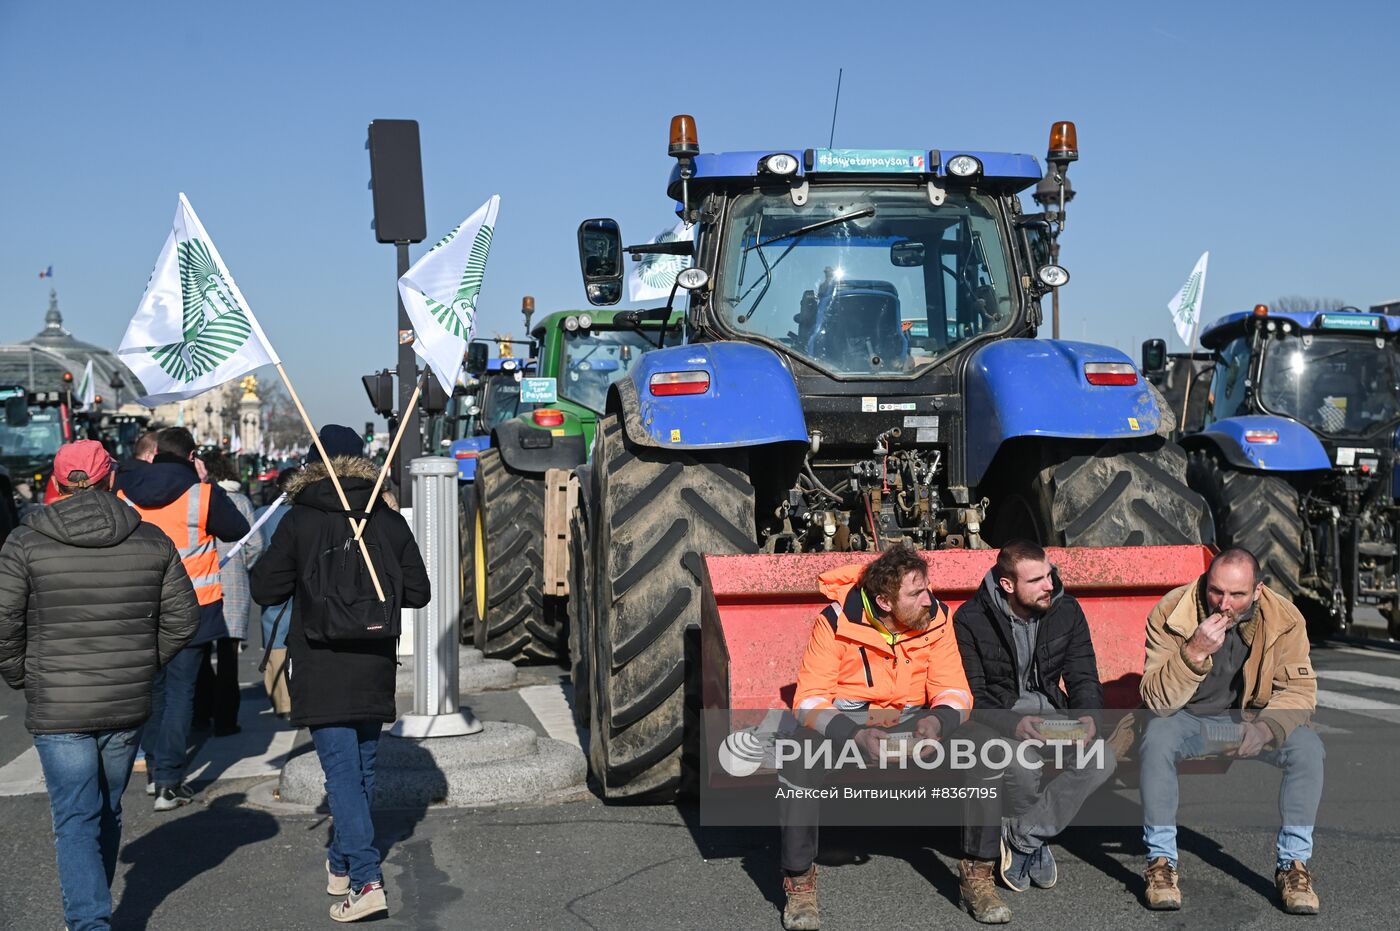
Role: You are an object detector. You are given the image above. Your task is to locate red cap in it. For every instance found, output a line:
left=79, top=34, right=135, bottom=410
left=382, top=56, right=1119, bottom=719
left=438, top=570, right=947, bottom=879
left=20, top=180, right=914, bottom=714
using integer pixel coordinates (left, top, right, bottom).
left=53, top=439, right=115, bottom=488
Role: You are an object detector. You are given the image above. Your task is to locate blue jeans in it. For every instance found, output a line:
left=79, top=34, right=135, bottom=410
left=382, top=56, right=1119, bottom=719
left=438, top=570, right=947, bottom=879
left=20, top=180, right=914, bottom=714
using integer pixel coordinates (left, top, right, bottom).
left=311, top=722, right=384, bottom=887
left=1140, top=711, right=1325, bottom=869
left=140, top=645, right=203, bottom=786
left=33, top=727, right=142, bottom=931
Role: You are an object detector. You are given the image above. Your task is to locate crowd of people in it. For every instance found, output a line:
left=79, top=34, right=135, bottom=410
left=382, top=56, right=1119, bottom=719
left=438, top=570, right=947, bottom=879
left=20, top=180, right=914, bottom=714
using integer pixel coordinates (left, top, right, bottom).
left=0, top=424, right=428, bottom=928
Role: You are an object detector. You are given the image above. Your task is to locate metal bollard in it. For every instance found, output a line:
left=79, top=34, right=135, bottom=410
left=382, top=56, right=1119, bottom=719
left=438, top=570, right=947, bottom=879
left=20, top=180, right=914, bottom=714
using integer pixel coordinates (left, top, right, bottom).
left=389, top=457, right=482, bottom=738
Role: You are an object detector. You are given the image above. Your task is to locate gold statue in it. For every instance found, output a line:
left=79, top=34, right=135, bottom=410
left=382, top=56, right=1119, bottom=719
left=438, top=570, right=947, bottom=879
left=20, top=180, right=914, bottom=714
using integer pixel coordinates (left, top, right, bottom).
left=240, top=374, right=259, bottom=401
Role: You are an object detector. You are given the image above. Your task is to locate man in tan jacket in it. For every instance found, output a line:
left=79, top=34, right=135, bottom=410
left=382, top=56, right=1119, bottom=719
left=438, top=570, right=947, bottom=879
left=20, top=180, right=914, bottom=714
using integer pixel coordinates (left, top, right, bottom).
left=1138, top=547, right=1322, bottom=916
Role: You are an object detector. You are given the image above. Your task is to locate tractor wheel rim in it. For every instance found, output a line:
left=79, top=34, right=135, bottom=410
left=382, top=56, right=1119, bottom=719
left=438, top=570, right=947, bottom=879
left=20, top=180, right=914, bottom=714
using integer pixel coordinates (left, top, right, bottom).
left=474, top=505, right=487, bottom=621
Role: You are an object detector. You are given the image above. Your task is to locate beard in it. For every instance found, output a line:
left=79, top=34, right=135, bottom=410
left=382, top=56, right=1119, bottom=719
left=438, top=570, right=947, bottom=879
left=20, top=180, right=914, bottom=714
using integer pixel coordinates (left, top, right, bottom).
left=1013, top=590, right=1053, bottom=615
left=890, top=603, right=933, bottom=633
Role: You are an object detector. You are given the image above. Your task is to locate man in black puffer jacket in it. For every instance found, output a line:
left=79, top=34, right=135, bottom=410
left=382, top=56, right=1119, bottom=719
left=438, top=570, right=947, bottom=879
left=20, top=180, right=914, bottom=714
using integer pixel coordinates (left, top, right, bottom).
left=0, top=440, right=200, bottom=930
left=953, top=540, right=1115, bottom=896
left=252, top=425, right=429, bottom=923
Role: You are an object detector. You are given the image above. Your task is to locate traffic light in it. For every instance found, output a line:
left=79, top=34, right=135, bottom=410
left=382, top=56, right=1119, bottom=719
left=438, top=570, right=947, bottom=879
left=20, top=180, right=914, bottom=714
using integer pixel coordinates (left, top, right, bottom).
left=365, top=421, right=375, bottom=444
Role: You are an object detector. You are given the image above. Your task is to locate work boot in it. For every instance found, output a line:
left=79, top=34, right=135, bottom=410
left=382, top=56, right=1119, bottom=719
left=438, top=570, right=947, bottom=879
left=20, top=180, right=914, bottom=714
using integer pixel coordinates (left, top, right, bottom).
left=1275, top=861, right=1320, bottom=915
left=330, top=881, right=388, bottom=922
left=959, top=859, right=1012, bottom=924
left=1143, top=857, right=1181, bottom=910
left=781, top=866, right=819, bottom=930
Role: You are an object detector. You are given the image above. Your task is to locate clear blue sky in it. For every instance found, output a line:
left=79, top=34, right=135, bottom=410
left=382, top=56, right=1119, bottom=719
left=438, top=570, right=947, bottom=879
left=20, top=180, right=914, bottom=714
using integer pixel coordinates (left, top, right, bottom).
left=3, top=0, right=1397, bottom=430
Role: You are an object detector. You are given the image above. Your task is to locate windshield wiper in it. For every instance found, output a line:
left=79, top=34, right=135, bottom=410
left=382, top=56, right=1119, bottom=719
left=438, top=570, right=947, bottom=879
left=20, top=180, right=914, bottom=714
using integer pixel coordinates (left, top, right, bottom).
left=736, top=207, right=876, bottom=322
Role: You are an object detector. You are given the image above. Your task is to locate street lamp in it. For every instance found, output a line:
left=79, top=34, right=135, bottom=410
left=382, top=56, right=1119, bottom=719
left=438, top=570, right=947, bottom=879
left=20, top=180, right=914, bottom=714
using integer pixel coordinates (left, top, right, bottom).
left=204, top=401, right=214, bottom=440
left=108, top=370, right=126, bottom=409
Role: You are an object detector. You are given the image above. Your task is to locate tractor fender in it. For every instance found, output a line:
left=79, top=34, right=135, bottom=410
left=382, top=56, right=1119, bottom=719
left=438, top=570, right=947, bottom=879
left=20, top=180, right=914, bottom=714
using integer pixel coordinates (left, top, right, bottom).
left=491, top=420, right=587, bottom=475
left=1180, top=415, right=1331, bottom=471
left=965, top=339, right=1165, bottom=486
left=449, top=436, right=491, bottom=483
left=609, top=341, right=808, bottom=450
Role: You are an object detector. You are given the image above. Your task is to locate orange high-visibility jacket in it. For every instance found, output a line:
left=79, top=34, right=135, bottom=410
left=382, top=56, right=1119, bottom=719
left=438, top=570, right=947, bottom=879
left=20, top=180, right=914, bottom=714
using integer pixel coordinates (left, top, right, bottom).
left=792, top=564, right=972, bottom=738
left=120, top=485, right=222, bottom=606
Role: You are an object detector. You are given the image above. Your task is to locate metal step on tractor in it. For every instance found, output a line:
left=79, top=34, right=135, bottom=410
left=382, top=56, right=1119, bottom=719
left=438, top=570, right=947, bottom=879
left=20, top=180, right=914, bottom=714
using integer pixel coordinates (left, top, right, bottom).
left=1144, top=303, right=1400, bottom=642
left=567, top=115, right=1214, bottom=800
left=468, top=301, right=682, bottom=665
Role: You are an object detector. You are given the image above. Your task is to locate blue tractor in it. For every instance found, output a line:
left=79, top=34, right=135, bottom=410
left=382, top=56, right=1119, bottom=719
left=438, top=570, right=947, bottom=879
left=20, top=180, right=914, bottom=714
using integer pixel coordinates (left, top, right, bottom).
left=1145, top=304, right=1400, bottom=642
left=571, top=116, right=1212, bottom=798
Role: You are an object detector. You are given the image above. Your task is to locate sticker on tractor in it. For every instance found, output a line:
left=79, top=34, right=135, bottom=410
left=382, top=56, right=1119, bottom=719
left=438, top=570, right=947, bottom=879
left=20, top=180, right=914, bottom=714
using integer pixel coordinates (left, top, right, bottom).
left=812, top=148, right=928, bottom=173
left=670, top=428, right=682, bottom=443
left=1128, top=417, right=1140, bottom=431
left=903, top=416, right=937, bottom=428
left=916, top=426, right=939, bottom=443
left=861, top=396, right=877, bottom=412
left=878, top=402, right=916, bottom=412
left=520, top=378, right=557, bottom=404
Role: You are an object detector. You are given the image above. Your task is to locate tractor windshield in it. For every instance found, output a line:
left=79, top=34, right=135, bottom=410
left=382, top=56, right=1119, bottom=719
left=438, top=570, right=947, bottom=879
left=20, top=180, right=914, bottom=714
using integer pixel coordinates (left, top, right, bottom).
left=559, top=327, right=679, bottom=413
left=480, top=376, right=531, bottom=432
left=0, top=410, right=64, bottom=464
left=1259, top=333, right=1400, bottom=436
left=716, top=186, right=1016, bottom=376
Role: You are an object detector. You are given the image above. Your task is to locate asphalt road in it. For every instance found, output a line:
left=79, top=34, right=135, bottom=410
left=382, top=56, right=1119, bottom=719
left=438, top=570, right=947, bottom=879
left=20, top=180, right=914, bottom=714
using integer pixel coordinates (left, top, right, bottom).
left=0, top=643, right=1396, bottom=930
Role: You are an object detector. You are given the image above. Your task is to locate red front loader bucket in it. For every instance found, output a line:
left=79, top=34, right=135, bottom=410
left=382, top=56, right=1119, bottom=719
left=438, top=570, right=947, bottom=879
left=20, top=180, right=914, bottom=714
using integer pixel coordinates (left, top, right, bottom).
left=699, top=545, right=1214, bottom=719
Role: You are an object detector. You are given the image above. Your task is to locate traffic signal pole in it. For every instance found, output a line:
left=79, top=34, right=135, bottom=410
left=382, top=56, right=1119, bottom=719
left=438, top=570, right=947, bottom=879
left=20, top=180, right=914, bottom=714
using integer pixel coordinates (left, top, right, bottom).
left=395, top=241, right=419, bottom=508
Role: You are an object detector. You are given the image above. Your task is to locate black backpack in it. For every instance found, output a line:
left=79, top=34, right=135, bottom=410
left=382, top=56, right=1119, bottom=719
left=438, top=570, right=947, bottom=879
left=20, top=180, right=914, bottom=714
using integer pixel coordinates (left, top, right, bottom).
left=300, top=523, right=402, bottom=642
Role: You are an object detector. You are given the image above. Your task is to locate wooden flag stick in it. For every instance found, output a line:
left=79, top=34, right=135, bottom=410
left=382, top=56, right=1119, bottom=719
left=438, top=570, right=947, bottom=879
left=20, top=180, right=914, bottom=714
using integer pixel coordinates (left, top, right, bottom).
left=353, top=370, right=426, bottom=541
left=274, top=362, right=387, bottom=602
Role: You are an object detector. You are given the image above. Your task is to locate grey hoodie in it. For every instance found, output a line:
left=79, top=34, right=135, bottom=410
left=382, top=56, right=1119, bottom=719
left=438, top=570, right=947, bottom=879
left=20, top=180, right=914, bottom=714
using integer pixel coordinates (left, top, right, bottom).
left=980, top=569, right=1063, bottom=716
left=0, top=490, right=201, bottom=734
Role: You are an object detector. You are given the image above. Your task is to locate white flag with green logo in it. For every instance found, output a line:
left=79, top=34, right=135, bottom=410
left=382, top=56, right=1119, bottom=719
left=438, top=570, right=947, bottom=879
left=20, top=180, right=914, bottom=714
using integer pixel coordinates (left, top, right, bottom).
left=76, top=359, right=96, bottom=408
left=626, top=219, right=694, bottom=302
left=118, top=194, right=281, bottom=406
left=1167, top=251, right=1210, bottom=347
left=398, top=195, right=499, bottom=395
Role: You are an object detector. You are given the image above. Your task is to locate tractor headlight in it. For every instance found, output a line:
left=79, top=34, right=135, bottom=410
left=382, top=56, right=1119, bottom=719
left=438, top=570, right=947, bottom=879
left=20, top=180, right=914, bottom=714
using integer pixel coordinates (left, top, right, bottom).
left=947, top=155, right=982, bottom=178
left=578, top=313, right=593, bottom=330
left=1036, top=264, right=1070, bottom=288
left=564, top=315, right=579, bottom=332
left=760, top=153, right=799, bottom=176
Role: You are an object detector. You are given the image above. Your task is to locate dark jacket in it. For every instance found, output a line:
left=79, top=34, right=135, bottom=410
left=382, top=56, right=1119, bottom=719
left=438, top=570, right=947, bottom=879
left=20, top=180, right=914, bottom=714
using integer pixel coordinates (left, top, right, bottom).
left=117, top=454, right=250, bottom=645
left=953, top=567, right=1105, bottom=736
left=0, top=489, right=201, bottom=734
left=250, top=457, right=430, bottom=727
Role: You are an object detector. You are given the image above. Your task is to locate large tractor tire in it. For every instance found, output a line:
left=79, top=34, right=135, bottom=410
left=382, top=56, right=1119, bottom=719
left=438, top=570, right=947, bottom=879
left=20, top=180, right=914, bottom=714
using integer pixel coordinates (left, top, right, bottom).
left=1186, top=453, right=1305, bottom=596
left=989, top=438, right=1215, bottom=547
left=566, top=476, right=594, bottom=730
left=459, top=483, right=477, bottom=644
left=471, top=449, right=564, bottom=663
left=588, top=415, right=757, bottom=800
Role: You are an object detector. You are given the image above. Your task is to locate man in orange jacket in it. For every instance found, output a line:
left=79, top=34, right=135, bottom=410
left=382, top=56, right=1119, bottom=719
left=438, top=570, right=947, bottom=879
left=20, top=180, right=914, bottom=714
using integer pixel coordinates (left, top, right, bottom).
left=779, top=543, right=1010, bottom=929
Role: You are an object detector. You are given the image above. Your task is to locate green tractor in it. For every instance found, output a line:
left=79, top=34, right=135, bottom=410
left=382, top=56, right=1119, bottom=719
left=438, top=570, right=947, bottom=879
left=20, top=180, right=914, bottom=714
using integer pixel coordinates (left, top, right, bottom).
left=469, top=307, right=681, bottom=664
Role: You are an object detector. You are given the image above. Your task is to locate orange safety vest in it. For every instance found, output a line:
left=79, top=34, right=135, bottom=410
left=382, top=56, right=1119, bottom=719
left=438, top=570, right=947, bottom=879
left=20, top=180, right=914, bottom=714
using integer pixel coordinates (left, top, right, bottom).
left=119, top=485, right=223, bottom=605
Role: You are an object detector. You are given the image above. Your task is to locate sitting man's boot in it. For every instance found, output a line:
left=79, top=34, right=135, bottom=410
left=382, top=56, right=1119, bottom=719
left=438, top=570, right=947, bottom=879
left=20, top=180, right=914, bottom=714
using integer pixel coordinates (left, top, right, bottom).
left=1275, top=861, right=1320, bottom=915
left=1143, top=857, right=1182, bottom=910
left=781, top=866, right=819, bottom=930
left=959, top=859, right=1012, bottom=924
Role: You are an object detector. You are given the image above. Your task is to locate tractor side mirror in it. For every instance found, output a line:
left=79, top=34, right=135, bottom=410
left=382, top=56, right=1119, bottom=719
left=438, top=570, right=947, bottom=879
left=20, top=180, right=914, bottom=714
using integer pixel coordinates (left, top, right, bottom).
left=890, top=241, right=926, bottom=267
left=578, top=218, right=624, bottom=306
left=361, top=370, right=395, bottom=418
left=466, top=341, right=490, bottom=376
left=1141, top=338, right=1167, bottom=375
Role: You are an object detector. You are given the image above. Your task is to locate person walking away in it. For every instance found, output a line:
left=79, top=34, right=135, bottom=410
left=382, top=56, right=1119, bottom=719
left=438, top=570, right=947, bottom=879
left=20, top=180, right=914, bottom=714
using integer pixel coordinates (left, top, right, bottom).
left=253, top=466, right=298, bottom=716
left=116, top=427, right=249, bottom=810
left=198, top=452, right=263, bottom=736
left=251, top=425, right=429, bottom=923
left=0, top=440, right=199, bottom=930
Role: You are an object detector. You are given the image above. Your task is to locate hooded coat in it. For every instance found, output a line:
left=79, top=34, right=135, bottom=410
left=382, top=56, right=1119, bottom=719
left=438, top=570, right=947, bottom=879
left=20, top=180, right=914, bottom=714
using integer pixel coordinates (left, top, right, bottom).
left=249, top=457, right=430, bottom=727
left=952, top=567, right=1105, bottom=736
left=0, top=489, right=201, bottom=734
left=116, top=453, right=250, bottom=646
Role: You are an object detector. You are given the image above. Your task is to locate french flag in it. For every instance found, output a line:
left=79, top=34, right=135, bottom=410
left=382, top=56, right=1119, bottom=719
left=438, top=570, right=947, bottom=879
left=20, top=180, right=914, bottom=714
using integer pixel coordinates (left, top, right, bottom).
left=38, top=265, right=53, bottom=279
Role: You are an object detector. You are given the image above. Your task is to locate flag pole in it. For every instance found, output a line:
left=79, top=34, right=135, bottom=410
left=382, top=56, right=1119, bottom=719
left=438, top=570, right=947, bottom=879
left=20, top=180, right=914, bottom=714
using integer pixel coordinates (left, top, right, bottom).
left=1179, top=306, right=1204, bottom=432
left=274, top=362, right=387, bottom=602
left=353, top=369, right=427, bottom=541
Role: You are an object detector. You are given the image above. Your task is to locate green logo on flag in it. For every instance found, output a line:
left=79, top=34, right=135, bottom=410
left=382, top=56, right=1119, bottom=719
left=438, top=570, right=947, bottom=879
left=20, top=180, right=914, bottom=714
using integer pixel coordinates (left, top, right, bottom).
left=1177, top=270, right=1203, bottom=325
left=425, top=223, right=493, bottom=338
left=148, top=239, right=254, bottom=382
